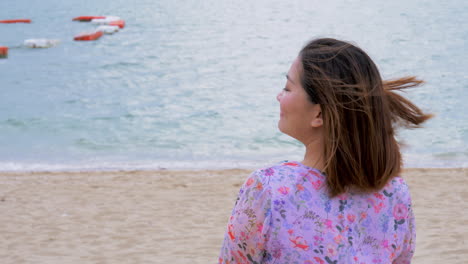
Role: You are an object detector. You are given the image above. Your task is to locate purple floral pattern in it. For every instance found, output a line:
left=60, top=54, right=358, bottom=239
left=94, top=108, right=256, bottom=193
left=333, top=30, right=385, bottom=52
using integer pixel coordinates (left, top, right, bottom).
left=219, top=161, right=415, bottom=264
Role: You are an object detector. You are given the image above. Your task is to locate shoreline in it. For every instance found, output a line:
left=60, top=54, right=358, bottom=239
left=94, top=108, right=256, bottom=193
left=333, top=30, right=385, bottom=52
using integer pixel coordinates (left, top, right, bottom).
left=1, top=154, right=466, bottom=173
left=1, top=168, right=467, bottom=263
left=0, top=163, right=466, bottom=174
left=0, top=168, right=466, bottom=177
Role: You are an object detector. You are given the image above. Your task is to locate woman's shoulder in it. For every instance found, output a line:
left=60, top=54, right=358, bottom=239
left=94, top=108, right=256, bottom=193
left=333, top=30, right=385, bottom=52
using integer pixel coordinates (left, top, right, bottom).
left=252, top=160, right=301, bottom=174
left=249, top=160, right=324, bottom=185
left=384, top=175, right=413, bottom=200
left=382, top=175, right=409, bottom=192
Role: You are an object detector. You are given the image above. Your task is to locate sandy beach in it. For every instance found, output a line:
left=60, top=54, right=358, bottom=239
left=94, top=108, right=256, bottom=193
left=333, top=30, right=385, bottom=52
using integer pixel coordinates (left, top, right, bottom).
left=0, top=168, right=466, bottom=263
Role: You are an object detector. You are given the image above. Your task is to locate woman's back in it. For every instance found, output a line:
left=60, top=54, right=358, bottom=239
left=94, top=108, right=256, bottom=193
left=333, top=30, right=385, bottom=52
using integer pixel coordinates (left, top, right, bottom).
left=219, top=161, right=415, bottom=264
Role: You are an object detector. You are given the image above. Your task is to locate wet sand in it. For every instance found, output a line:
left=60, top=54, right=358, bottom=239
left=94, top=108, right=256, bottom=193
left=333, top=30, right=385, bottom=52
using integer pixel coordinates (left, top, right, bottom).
left=0, top=168, right=466, bottom=263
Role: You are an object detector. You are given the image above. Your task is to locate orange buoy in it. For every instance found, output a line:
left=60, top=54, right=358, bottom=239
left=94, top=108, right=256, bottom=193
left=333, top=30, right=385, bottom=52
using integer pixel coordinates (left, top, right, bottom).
left=0, top=46, right=8, bottom=58
left=109, top=20, right=125, bottom=29
left=0, top=19, right=31, bottom=24
left=74, top=30, right=103, bottom=41
left=72, top=16, right=105, bottom=22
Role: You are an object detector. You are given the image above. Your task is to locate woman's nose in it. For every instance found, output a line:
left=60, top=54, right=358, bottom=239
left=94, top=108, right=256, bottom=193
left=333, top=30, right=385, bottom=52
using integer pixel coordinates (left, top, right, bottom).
left=276, top=91, right=282, bottom=102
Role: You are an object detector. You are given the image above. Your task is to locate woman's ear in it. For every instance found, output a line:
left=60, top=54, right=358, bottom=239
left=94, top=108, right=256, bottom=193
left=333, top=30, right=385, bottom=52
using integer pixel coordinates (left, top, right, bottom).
left=310, top=105, right=323, bottom=128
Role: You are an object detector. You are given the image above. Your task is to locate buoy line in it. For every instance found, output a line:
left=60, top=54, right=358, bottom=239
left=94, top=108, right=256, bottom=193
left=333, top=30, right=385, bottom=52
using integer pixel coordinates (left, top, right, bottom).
left=1, top=15, right=126, bottom=57
left=73, top=15, right=125, bottom=41
left=0, top=19, right=31, bottom=24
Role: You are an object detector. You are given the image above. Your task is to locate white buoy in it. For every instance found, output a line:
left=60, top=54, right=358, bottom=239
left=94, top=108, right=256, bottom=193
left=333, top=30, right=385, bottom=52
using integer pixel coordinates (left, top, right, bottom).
left=96, top=25, right=120, bottom=34
left=91, top=16, right=121, bottom=24
left=24, top=39, right=60, bottom=48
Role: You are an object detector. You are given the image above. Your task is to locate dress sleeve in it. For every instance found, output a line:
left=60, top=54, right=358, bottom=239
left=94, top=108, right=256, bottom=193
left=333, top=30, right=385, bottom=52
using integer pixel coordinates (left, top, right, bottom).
left=219, top=169, right=272, bottom=264
left=393, top=185, right=416, bottom=264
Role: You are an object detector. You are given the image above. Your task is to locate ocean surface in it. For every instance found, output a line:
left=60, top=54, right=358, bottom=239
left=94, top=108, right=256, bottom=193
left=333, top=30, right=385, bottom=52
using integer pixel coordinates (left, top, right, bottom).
left=1, top=0, right=467, bottom=171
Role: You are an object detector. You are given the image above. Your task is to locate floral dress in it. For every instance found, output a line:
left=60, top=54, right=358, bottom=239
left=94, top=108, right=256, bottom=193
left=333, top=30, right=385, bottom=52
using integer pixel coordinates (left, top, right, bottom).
left=219, top=161, right=415, bottom=264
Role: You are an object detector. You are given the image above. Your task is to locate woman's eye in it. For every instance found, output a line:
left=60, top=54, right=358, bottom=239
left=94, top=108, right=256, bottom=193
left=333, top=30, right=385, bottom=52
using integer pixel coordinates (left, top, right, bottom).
left=283, top=87, right=290, bottom=92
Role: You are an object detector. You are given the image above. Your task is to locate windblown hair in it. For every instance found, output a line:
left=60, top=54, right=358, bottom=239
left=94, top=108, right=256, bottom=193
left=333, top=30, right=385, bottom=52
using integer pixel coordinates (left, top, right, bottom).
left=299, top=38, right=432, bottom=197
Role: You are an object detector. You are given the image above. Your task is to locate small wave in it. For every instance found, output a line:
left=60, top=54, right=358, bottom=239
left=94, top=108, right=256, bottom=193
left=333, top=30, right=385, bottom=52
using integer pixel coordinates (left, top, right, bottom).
left=74, top=138, right=117, bottom=150
left=99, top=61, right=142, bottom=70
left=3, top=118, right=27, bottom=128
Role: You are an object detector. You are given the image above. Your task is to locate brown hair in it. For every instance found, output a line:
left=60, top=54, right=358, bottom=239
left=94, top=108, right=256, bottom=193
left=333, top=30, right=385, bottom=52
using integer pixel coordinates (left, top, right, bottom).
left=299, top=38, right=432, bottom=197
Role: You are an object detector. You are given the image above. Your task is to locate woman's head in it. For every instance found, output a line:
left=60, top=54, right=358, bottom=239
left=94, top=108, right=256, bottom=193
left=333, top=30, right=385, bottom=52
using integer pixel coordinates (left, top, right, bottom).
left=276, top=58, right=323, bottom=145
left=284, top=38, right=432, bottom=197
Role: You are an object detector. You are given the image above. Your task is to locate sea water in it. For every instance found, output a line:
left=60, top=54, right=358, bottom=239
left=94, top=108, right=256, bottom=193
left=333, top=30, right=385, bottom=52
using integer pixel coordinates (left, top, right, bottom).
left=0, top=0, right=466, bottom=171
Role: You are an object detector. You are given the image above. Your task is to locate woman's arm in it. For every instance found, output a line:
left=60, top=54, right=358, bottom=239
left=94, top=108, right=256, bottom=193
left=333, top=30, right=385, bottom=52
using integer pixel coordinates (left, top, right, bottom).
left=393, top=182, right=416, bottom=264
left=219, top=169, right=272, bottom=264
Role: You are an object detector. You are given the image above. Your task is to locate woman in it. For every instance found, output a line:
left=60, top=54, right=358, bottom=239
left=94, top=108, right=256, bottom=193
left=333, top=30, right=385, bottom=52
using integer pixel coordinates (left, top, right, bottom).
left=218, top=38, right=432, bottom=264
